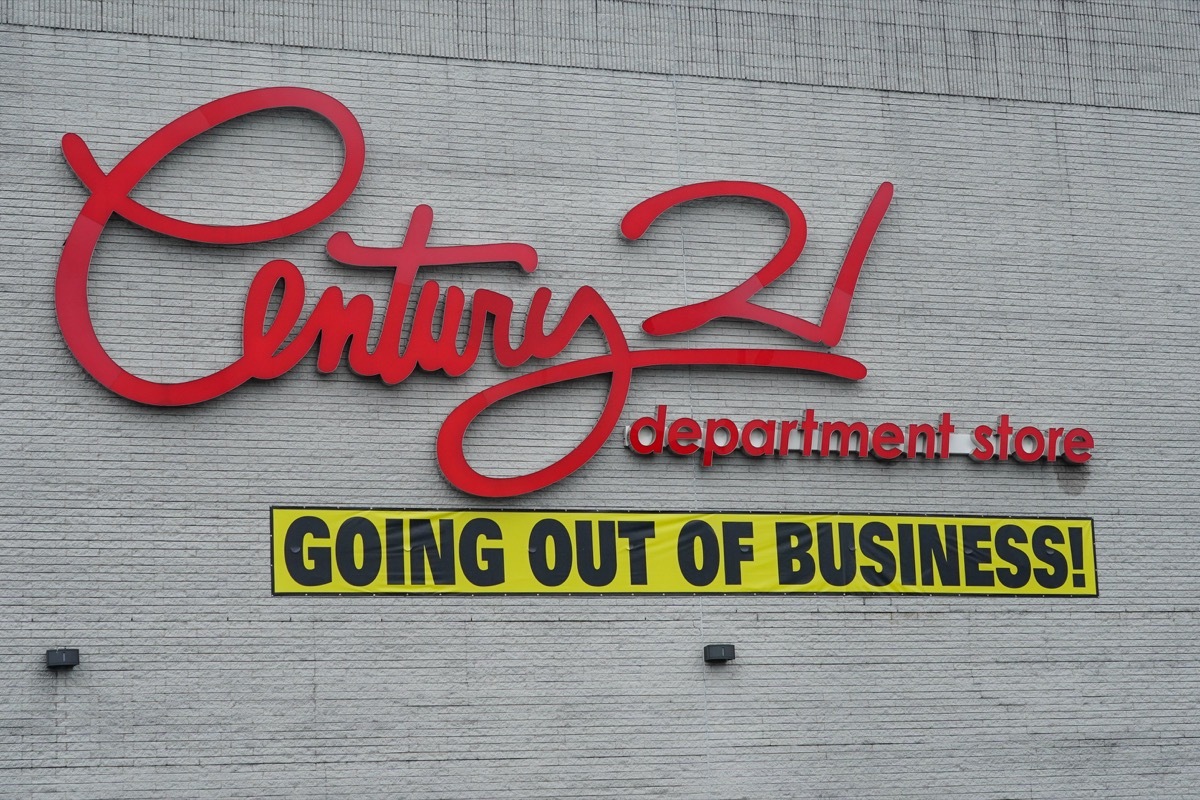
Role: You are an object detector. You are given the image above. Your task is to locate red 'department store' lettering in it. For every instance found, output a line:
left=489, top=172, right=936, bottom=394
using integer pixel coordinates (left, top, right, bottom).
left=55, top=86, right=1089, bottom=497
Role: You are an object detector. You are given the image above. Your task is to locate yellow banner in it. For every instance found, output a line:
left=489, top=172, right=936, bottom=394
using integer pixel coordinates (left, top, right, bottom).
left=271, top=508, right=1096, bottom=596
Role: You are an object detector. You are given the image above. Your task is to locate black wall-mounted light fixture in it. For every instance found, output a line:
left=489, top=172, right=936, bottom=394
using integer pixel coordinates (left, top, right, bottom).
left=703, top=644, right=735, bottom=663
left=46, top=649, right=80, bottom=670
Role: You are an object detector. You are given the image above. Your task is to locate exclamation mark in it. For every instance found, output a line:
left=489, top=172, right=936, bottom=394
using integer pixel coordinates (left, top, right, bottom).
left=1069, top=526, right=1086, bottom=587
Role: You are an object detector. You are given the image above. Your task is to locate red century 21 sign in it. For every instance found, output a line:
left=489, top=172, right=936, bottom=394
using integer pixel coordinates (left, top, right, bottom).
left=55, top=87, right=1086, bottom=498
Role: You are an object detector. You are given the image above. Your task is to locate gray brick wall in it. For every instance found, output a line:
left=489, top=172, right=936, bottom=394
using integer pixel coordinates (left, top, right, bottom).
left=6, top=0, right=1200, bottom=113
left=2, top=2, right=1199, bottom=798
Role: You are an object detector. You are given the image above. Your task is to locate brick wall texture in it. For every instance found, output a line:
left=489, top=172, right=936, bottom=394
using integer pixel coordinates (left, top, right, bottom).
left=2, top=1, right=1199, bottom=797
